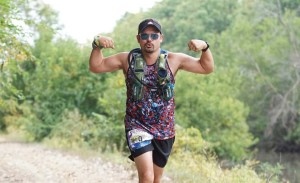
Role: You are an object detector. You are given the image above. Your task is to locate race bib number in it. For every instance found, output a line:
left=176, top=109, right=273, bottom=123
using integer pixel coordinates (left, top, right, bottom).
left=127, top=129, right=153, bottom=151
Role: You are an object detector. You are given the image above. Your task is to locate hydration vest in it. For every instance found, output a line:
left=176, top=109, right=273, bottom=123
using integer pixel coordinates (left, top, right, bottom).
left=128, top=48, right=174, bottom=101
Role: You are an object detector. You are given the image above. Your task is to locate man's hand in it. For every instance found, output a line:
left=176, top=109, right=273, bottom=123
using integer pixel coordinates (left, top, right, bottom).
left=188, top=39, right=208, bottom=52
left=93, top=35, right=115, bottom=49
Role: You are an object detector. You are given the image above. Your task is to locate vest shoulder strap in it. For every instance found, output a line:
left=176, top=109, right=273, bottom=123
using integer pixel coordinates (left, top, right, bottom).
left=128, top=48, right=141, bottom=67
left=128, top=48, right=168, bottom=65
left=158, top=49, right=168, bottom=69
left=128, top=48, right=169, bottom=72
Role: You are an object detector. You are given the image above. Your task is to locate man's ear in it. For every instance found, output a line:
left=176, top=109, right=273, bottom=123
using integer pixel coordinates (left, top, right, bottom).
left=160, top=34, right=164, bottom=43
left=136, top=35, right=140, bottom=43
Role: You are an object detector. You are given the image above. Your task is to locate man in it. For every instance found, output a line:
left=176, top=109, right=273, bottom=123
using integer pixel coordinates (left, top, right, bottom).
left=89, top=18, right=214, bottom=183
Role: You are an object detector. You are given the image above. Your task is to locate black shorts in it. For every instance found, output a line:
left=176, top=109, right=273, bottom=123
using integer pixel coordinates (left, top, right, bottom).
left=126, top=136, right=175, bottom=168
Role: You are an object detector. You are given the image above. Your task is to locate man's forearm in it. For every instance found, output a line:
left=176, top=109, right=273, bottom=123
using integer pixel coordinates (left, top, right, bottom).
left=89, top=49, right=104, bottom=73
left=199, top=49, right=214, bottom=74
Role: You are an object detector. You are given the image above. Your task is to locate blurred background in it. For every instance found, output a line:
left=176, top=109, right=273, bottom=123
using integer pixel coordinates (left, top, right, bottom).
left=1, top=0, right=299, bottom=182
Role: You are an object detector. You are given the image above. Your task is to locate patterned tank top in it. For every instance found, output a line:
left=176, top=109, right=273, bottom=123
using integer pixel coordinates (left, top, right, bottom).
left=124, top=52, right=175, bottom=140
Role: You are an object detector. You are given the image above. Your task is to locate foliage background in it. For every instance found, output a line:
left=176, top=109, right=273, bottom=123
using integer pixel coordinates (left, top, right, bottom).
left=1, top=0, right=299, bottom=182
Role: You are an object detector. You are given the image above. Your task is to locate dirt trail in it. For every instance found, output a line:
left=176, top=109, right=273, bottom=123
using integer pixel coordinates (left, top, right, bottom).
left=0, top=136, right=138, bottom=183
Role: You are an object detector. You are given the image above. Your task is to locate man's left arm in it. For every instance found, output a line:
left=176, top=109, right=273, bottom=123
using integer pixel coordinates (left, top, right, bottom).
left=198, top=40, right=214, bottom=74
left=184, top=39, right=214, bottom=74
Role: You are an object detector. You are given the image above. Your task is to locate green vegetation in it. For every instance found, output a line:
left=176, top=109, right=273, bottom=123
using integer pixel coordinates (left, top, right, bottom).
left=1, top=0, right=299, bottom=182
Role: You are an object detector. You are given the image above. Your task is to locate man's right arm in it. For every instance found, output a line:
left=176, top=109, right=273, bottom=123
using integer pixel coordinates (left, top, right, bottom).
left=89, top=35, right=126, bottom=73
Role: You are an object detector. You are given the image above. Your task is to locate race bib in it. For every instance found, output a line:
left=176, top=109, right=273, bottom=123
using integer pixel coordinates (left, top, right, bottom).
left=127, top=129, right=153, bottom=151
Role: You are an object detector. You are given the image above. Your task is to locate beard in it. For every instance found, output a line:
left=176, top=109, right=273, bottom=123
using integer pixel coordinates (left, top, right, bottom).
left=143, top=43, right=155, bottom=53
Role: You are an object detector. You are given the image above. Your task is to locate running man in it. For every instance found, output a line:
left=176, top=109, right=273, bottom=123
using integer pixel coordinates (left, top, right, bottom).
left=89, top=18, right=214, bottom=183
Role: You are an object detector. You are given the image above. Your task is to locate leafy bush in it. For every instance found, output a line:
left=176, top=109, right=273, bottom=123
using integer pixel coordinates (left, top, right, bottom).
left=167, top=127, right=281, bottom=183
left=45, top=108, right=126, bottom=153
left=175, top=71, right=257, bottom=161
left=45, top=109, right=96, bottom=149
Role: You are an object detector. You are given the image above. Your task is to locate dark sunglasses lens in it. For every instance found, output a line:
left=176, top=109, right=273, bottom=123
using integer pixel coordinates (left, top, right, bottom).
left=140, top=34, right=149, bottom=40
left=151, top=34, right=159, bottom=40
left=140, top=33, right=159, bottom=40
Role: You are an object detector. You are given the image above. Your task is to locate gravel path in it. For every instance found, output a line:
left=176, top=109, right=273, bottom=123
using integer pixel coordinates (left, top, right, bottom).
left=0, top=137, right=138, bottom=183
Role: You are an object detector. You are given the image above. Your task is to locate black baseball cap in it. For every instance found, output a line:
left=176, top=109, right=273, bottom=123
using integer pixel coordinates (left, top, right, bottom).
left=138, top=18, right=162, bottom=34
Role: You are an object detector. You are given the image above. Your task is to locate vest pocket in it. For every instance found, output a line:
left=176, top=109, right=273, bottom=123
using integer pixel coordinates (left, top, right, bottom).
left=132, top=72, right=144, bottom=101
left=162, top=83, right=174, bottom=101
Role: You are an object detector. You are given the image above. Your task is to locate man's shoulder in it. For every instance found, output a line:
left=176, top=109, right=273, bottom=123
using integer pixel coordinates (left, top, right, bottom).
left=167, top=52, right=185, bottom=60
left=114, top=52, right=129, bottom=61
left=166, top=52, right=191, bottom=69
left=167, top=52, right=190, bottom=59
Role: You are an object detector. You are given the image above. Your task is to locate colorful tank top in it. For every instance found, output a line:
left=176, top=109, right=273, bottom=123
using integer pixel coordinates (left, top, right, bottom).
left=124, top=52, right=175, bottom=140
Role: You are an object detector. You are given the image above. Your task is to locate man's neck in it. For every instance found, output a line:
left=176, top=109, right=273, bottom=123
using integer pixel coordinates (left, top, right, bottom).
left=142, top=49, right=160, bottom=65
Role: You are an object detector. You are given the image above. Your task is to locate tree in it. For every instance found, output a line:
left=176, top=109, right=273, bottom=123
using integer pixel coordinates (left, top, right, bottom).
left=216, top=0, right=300, bottom=149
left=0, top=0, right=32, bottom=130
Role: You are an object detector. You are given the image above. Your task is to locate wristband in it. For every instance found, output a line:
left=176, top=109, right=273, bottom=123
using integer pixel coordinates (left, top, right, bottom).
left=92, top=35, right=104, bottom=50
left=202, top=41, right=209, bottom=52
left=92, top=40, right=104, bottom=49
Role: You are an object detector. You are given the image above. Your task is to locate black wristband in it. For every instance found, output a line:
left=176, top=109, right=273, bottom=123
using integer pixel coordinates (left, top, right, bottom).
left=202, top=41, right=209, bottom=52
left=92, top=40, right=104, bottom=50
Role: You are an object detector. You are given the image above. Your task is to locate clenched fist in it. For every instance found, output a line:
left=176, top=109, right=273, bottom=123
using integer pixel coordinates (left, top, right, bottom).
left=188, top=39, right=209, bottom=52
left=93, top=35, right=115, bottom=49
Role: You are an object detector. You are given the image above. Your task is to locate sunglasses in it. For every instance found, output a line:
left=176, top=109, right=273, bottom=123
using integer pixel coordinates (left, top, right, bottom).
left=139, top=33, right=160, bottom=40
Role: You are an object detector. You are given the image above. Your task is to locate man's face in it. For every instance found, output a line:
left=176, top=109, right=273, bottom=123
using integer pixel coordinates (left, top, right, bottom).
left=137, top=26, right=163, bottom=53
